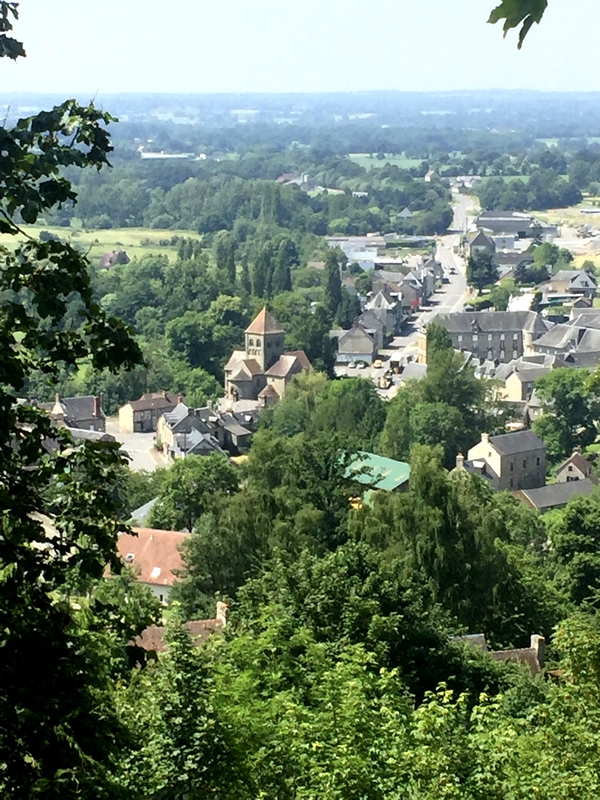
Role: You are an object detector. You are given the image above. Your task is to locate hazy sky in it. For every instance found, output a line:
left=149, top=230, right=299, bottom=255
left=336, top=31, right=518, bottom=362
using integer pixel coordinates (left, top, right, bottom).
left=1, top=0, right=599, bottom=95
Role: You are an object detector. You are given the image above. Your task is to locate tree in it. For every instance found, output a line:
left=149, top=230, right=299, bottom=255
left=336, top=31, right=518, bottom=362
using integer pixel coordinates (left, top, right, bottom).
left=467, top=250, right=499, bottom=294
left=0, top=5, right=145, bottom=794
left=533, top=368, right=598, bottom=461
left=149, top=454, right=240, bottom=532
left=324, top=248, right=342, bottom=318
left=354, top=270, right=373, bottom=296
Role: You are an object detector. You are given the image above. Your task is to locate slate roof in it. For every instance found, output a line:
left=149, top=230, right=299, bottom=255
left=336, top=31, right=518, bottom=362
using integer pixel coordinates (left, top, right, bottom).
left=41, top=395, right=104, bottom=424
left=518, top=478, right=596, bottom=511
left=433, top=310, right=546, bottom=336
left=258, top=384, right=280, bottom=399
left=265, top=354, right=302, bottom=378
left=177, top=429, right=226, bottom=457
left=117, top=528, right=191, bottom=586
left=129, top=497, right=158, bottom=526
left=556, top=452, right=594, bottom=478
left=553, top=270, right=597, bottom=286
left=337, top=325, right=376, bottom=353
left=127, top=391, right=179, bottom=413
left=489, top=429, right=546, bottom=456
left=401, top=362, right=428, bottom=381
left=365, top=288, right=397, bottom=311
left=136, top=618, right=223, bottom=654
left=245, top=307, right=285, bottom=335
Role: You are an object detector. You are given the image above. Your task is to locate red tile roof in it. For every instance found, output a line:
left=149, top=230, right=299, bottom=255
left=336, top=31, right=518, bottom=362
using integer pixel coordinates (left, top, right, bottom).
left=117, top=528, right=191, bottom=587
left=245, top=307, right=285, bottom=335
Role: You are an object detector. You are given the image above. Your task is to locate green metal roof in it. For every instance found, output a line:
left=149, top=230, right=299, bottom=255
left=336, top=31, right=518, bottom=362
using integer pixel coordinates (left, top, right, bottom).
left=347, top=452, right=411, bottom=492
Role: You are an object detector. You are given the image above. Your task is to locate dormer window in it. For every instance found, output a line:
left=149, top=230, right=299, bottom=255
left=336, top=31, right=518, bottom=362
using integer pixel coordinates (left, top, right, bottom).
left=125, top=553, right=135, bottom=563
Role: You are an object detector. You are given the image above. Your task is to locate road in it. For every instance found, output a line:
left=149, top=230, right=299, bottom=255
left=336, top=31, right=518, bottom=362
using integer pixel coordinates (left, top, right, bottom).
left=337, top=194, right=476, bottom=386
left=105, top=417, right=167, bottom=472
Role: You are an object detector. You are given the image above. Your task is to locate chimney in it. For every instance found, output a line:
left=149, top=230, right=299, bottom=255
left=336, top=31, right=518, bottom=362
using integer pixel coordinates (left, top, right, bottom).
left=55, top=392, right=61, bottom=404
left=93, top=395, right=101, bottom=418
left=177, top=394, right=184, bottom=405
left=456, top=453, right=465, bottom=470
left=216, top=601, right=228, bottom=627
left=530, top=634, right=546, bottom=667
left=481, top=433, right=490, bottom=445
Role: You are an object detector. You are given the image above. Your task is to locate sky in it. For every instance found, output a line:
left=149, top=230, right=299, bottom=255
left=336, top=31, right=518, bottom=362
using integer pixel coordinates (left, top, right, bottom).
left=1, top=0, right=599, bottom=95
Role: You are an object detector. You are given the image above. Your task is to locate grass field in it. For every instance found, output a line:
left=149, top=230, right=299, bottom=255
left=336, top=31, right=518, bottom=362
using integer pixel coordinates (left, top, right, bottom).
left=0, top=225, right=203, bottom=264
left=348, top=153, right=424, bottom=171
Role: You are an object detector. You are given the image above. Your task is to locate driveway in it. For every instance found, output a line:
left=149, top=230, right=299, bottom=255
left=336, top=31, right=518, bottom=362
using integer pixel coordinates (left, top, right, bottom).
left=105, top=418, right=168, bottom=472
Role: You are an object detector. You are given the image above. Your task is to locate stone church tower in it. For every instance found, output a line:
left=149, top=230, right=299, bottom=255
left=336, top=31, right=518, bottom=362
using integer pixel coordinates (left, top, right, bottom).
left=244, top=307, right=285, bottom=371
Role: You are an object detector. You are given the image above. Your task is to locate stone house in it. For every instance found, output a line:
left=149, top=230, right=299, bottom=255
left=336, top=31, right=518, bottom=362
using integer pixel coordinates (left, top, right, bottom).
left=459, top=430, right=546, bottom=492
left=516, top=479, right=596, bottom=513
left=224, top=307, right=310, bottom=403
left=556, top=451, right=597, bottom=484
left=466, top=229, right=496, bottom=258
left=118, top=391, right=180, bottom=433
left=418, top=311, right=549, bottom=365
left=41, top=393, right=106, bottom=432
left=539, top=270, right=598, bottom=301
left=330, top=324, right=377, bottom=364
left=364, top=286, right=403, bottom=335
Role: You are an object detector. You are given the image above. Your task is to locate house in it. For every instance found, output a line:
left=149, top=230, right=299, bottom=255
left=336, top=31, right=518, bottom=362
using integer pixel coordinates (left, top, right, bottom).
left=398, top=362, right=428, bottom=383
left=556, top=451, right=597, bottom=484
left=136, top=602, right=228, bottom=654
left=357, top=309, right=386, bottom=349
left=346, top=452, right=411, bottom=493
left=516, top=479, right=596, bottom=513
left=364, top=286, right=403, bottom=335
left=224, top=307, right=311, bottom=403
left=458, top=430, right=546, bottom=492
left=455, top=633, right=545, bottom=674
left=495, top=361, right=554, bottom=403
left=116, top=527, right=191, bottom=604
left=476, top=211, right=558, bottom=241
left=119, top=391, right=181, bottom=433
left=418, top=311, right=549, bottom=364
left=531, top=316, right=600, bottom=365
left=398, top=206, right=413, bottom=219
left=40, top=393, right=106, bottom=432
left=330, top=324, right=377, bottom=364
left=466, top=229, right=496, bottom=257
left=424, top=169, right=439, bottom=183
left=539, top=270, right=598, bottom=301
left=157, top=401, right=222, bottom=460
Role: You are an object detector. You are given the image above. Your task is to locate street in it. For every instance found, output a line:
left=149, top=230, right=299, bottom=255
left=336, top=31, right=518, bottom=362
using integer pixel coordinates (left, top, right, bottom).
left=336, top=194, right=476, bottom=388
left=105, top=418, right=166, bottom=472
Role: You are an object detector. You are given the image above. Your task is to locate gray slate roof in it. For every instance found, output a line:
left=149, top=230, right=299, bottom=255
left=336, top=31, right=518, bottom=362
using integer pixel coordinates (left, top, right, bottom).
left=489, top=429, right=545, bottom=456
left=433, top=310, right=547, bottom=336
left=520, top=478, right=596, bottom=510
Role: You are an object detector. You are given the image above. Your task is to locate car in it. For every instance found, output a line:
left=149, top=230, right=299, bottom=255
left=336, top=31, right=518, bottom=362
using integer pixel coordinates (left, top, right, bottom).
left=449, top=267, right=457, bottom=275
left=373, top=358, right=383, bottom=369
left=348, top=361, right=356, bottom=369
left=357, top=361, right=367, bottom=369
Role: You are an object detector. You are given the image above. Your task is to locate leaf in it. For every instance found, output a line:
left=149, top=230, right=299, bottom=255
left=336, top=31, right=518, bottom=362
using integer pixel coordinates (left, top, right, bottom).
left=488, top=0, right=548, bottom=48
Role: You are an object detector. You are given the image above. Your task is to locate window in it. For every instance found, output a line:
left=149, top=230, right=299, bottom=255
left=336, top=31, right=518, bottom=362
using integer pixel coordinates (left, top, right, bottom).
left=568, top=465, right=573, bottom=472
left=513, top=333, right=518, bottom=340
left=500, top=333, right=506, bottom=341
left=536, top=457, right=541, bottom=466
left=509, top=478, right=514, bottom=488
left=473, top=334, right=478, bottom=343
left=510, top=462, right=514, bottom=472
left=458, top=335, right=463, bottom=343
left=487, top=334, right=493, bottom=341
left=256, top=338, right=261, bottom=346
left=513, top=350, right=518, bottom=359
left=125, top=553, right=135, bottom=563
left=248, top=338, right=254, bottom=346
left=487, top=350, right=493, bottom=360
left=522, top=459, right=527, bottom=469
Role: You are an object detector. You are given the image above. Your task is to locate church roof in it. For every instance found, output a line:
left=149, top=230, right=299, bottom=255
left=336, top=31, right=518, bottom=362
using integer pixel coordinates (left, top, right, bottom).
left=245, top=307, right=285, bottom=335
left=258, top=384, right=280, bottom=399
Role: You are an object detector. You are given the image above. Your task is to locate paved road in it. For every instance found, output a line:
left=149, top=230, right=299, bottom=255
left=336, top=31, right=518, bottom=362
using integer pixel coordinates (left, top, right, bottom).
left=105, top=418, right=166, bottom=472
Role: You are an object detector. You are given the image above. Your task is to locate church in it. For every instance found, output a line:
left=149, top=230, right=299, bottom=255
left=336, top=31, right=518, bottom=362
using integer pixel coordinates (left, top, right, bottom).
left=224, top=307, right=311, bottom=405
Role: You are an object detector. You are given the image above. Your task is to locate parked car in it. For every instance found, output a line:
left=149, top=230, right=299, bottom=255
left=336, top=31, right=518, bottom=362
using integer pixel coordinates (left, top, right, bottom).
left=357, top=362, right=367, bottom=370
left=373, top=358, right=383, bottom=369
left=348, top=361, right=356, bottom=369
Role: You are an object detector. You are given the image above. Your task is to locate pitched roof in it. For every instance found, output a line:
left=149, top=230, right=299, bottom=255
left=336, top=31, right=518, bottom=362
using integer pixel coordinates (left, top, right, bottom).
left=489, top=429, right=545, bottom=456
left=287, top=350, right=312, bottom=371
left=127, top=391, right=179, bottom=413
left=518, top=478, right=596, bottom=511
left=433, top=310, right=546, bottom=336
left=556, top=452, right=594, bottom=477
left=136, top=618, right=224, bottom=653
left=258, top=384, right=280, bottom=399
left=245, top=307, right=285, bottom=335
left=117, top=528, right=191, bottom=586
left=265, top=354, right=301, bottom=378
left=347, top=452, right=411, bottom=492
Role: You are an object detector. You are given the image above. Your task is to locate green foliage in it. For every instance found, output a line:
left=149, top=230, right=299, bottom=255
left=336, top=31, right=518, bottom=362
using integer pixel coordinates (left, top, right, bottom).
left=467, top=250, right=499, bottom=294
left=488, top=0, right=548, bottom=48
left=149, top=454, right=240, bottom=532
left=533, top=368, right=598, bottom=461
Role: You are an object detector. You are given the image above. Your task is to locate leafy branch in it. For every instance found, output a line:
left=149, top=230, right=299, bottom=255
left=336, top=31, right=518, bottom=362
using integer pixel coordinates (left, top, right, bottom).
left=488, top=0, right=548, bottom=48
